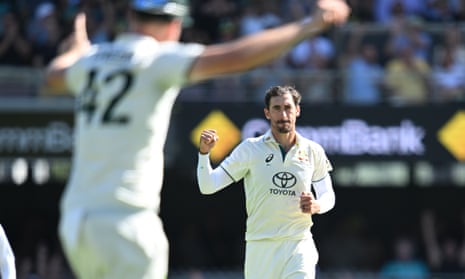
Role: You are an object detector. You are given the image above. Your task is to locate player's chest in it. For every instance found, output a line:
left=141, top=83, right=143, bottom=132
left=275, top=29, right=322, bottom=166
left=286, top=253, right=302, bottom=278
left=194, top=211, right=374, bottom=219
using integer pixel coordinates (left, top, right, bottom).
left=251, top=145, right=314, bottom=177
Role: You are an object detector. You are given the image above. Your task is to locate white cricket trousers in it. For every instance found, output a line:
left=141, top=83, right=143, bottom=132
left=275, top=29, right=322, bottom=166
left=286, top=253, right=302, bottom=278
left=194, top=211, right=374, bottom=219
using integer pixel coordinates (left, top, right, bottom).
left=59, top=208, right=169, bottom=279
left=245, top=238, right=318, bottom=279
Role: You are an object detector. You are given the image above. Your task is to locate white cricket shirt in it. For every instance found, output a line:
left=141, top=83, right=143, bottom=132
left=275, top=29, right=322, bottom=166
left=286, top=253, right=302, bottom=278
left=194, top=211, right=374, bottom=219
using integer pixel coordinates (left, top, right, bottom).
left=62, top=34, right=204, bottom=212
left=209, top=130, right=333, bottom=241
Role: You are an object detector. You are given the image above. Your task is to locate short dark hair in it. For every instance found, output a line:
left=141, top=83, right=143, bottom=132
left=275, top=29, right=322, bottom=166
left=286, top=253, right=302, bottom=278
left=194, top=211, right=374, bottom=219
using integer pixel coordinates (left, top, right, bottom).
left=264, top=85, right=302, bottom=108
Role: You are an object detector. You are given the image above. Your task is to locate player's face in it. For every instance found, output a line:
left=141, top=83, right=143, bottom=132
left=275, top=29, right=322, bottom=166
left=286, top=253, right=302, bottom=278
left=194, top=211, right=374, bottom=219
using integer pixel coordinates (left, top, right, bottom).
left=264, top=93, right=300, bottom=134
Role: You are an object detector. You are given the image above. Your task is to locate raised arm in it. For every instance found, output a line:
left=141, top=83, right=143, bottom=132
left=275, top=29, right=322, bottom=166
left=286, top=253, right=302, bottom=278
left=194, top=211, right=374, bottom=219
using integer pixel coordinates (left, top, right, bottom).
left=45, top=12, right=91, bottom=93
left=188, top=0, right=350, bottom=83
left=197, top=129, right=234, bottom=195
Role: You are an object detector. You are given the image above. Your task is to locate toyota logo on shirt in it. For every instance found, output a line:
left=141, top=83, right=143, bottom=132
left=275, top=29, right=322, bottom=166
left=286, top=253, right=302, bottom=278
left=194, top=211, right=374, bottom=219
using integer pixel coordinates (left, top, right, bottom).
left=272, top=172, right=297, bottom=189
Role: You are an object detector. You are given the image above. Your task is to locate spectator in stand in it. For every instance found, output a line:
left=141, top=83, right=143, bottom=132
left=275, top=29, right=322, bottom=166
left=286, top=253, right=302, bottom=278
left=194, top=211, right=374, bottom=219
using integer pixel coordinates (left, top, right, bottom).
left=217, top=18, right=238, bottom=43
left=27, top=2, right=63, bottom=67
left=243, top=57, right=292, bottom=104
left=433, top=25, right=465, bottom=67
left=421, top=209, right=465, bottom=275
left=384, top=43, right=431, bottom=105
left=286, top=33, right=336, bottom=103
left=281, top=0, right=314, bottom=23
left=385, top=16, right=432, bottom=62
left=192, top=0, right=238, bottom=43
left=80, top=0, right=117, bottom=44
left=238, top=3, right=263, bottom=36
left=431, top=46, right=465, bottom=103
left=380, top=235, right=430, bottom=279
left=375, top=0, right=411, bottom=63
left=239, top=1, right=281, bottom=37
left=374, top=0, right=425, bottom=24
left=0, top=9, right=32, bottom=66
left=256, top=0, right=282, bottom=30
left=424, top=0, right=455, bottom=22
left=283, top=0, right=336, bottom=103
left=342, top=25, right=385, bottom=105
left=12, top=0, right=44, bottom=24
left=287, top=33, right=335, bottom=70
left=346, top=0, right=375, bottom=22
left=453, top=0, right=465, bottom=21
left=56, top=0, right=81, bottom=28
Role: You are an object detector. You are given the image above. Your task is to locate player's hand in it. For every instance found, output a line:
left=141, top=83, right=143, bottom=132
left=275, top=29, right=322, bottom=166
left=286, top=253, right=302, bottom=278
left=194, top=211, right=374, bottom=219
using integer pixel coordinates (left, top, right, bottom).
left=314, top=0, right=351, bottom=26
left=59, top=12, right=91, bottom=54
left=199, top=129, right=219, bottom=154
left=300, top=192, right=320, bottom=214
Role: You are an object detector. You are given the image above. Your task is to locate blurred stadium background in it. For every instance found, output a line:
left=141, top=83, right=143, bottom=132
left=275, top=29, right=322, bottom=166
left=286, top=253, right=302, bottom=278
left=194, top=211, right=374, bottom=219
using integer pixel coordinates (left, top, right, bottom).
left=0, top=0, right=465, bottom=278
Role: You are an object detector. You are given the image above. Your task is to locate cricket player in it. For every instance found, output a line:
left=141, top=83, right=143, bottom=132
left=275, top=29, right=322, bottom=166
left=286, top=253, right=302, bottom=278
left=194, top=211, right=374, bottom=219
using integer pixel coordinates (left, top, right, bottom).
left=197, top=85, right=336, bottom=279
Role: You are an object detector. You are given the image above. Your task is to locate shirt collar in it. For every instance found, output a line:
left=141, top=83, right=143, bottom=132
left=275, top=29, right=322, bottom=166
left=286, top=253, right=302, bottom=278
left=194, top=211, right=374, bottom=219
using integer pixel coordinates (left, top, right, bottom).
left=262, top=129, right=302, bottom=147
left=115, top=33, right=159, bottom=45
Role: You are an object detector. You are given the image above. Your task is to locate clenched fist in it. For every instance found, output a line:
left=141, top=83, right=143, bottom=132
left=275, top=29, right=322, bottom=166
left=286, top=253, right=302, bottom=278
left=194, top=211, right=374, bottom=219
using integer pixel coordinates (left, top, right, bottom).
left=300, top=192, right=320, bottom=214
left=199, top=129, right=219, bottom=155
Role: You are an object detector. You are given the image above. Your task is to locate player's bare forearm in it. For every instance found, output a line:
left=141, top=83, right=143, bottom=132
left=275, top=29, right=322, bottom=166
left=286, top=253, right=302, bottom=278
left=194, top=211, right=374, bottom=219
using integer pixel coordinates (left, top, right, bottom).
left=188, top=0, right=350, bottom=83
left=45, top=51, right=82, bottom=92
left=44, top=12, right=90, bottom=93
left=191, top=21, right=321, bottom=79
left=189, top=19, right=329, bottom=82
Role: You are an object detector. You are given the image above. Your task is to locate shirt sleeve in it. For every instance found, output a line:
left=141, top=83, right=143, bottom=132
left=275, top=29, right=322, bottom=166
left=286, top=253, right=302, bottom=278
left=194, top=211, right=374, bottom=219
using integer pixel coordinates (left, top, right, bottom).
left=311, top=143, right=333, bottom=182
left=155, top=42, right=205, bottom=87
left=65, top=58, right=87, bottom=96
left=197, top=153, right=234, bottom=195
left=313, top=174, right=335, bottom=214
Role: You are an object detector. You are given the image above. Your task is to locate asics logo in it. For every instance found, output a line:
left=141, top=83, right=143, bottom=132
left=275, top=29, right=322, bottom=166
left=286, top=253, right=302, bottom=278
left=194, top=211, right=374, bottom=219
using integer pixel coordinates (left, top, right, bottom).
left=265, top=154, right=274, bottom=163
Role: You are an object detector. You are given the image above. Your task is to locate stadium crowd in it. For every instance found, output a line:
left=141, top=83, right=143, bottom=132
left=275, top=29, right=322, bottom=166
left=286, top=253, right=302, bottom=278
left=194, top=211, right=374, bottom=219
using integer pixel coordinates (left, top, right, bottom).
left=1, top=0, right=465, bottom=278
left=0, top=0, right=465, bottom=104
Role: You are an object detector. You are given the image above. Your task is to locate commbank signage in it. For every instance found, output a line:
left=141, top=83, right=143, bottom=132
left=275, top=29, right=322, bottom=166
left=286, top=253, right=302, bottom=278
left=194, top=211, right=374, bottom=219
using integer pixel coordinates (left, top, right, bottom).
left=176, top=103, right=465, bottom=187
left=0, top=103, right=463, bottom=186
left=181, top=103, right=464, bottom=163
